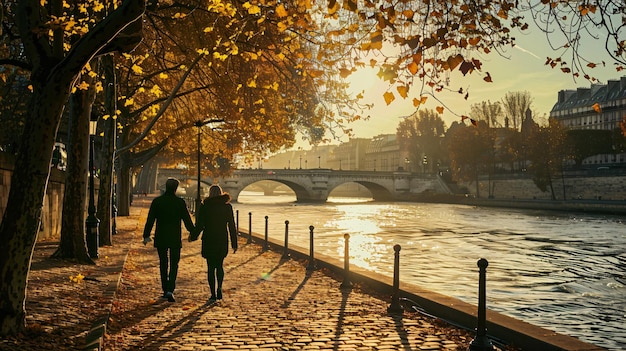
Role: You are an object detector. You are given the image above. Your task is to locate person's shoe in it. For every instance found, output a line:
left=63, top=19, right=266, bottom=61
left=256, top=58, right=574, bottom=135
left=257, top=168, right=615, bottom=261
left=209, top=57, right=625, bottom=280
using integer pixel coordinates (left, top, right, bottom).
left=216, top=288, right=222, bottom=300
left=165, top=291, right=175, bottom=302
left=161, top=292, right=168, bottom=299
left=208, top=295, right=217, bottom=303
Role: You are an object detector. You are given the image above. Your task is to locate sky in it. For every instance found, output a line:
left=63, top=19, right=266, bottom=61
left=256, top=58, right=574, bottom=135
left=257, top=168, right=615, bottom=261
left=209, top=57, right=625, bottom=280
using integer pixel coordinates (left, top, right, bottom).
left=292, top=18, right=623, bottom=150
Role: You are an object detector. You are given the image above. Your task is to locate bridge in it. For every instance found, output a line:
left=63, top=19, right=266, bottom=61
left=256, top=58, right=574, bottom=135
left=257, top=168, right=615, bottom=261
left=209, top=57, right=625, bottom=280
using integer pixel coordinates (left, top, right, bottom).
left=157, top=168, right=451, bottom=203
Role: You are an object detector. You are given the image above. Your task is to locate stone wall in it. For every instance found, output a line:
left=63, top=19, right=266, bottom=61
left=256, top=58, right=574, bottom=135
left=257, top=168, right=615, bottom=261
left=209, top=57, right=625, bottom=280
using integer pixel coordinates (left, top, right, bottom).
left=0, top=153, right=66, bottom=241
left=461, top=172, right=626, bottom=201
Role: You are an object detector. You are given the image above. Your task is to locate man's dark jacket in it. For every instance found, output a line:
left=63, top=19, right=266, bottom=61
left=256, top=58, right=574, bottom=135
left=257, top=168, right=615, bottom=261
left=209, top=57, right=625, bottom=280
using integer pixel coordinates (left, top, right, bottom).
left=143, top=191, right=195, bottom=248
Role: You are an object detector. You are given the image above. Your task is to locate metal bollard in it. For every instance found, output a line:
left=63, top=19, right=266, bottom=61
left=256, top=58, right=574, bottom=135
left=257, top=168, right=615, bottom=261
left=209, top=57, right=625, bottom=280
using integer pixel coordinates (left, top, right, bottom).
left=263, top=215, right=269, bottom=251
left=282, top=220, right=290, bottom=259
left=340, top=233, right=353, bottom=289
left=248, top=212, right=252, bottom=244
left=306, top=225, right=316, bottom=271
left=469, top=258, right=495, bottom=351
left=387, top=244, right=403, bottom=314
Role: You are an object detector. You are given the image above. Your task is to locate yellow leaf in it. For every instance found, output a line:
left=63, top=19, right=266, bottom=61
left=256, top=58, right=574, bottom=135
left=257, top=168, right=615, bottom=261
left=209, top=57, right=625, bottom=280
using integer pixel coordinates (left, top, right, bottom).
left=308, top=70, right=323, bottom=78
left=95, top=82, right=103, bottom=93
left=397, top=85, right=408, bottom=98
left=131, top=64, right=143, bottom=74
left=339, top=68, right=352, bottom=78
left=276, top=4, right=288, bottom=17
left=383, top=91, right=395, bottom=105
left=78, top=81, right=90, bottom=90
left=124, top=98, right=134, bottom=107
left=247, top=78, right=257, bottom=88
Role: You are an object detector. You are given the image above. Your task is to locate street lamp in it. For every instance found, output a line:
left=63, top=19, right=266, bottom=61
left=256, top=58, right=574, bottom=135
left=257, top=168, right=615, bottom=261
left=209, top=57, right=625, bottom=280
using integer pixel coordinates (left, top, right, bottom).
left=299, top=155, right=302, bottom=169
left=318, top=155, right=321, bottom=168
left=422, top=155, right=428, bottom=174
left=195, top=118, right=224, bottom=218
left=86, top=115, right=100, bottom=259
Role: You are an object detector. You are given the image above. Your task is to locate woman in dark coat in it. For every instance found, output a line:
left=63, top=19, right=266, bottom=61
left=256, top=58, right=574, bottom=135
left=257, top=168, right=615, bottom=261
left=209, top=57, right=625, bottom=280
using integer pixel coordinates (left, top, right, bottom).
left=191, top=184, right=238, bottom=302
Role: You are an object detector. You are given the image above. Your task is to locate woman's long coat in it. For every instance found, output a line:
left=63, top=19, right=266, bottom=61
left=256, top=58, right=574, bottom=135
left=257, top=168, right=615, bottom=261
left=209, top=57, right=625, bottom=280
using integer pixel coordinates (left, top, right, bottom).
left=194, top=194, right=238, bottom=260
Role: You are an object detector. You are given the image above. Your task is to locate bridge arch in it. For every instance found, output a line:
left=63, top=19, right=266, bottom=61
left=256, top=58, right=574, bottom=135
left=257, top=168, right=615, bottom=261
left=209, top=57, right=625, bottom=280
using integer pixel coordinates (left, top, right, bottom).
left=227, top=178, right=317, bottom=202
left=328, top=181, right=393, bottom=201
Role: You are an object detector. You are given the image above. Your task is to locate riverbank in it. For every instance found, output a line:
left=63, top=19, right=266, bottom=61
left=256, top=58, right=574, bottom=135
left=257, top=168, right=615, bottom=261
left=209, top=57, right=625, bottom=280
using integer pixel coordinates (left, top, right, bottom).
left=405, top=193, right=626, bottom=216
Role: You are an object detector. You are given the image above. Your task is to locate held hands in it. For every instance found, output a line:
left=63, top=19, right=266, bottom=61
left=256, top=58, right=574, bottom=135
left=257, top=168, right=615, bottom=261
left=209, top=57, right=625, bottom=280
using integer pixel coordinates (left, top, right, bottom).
left=143, top=237, right=152, bottom=246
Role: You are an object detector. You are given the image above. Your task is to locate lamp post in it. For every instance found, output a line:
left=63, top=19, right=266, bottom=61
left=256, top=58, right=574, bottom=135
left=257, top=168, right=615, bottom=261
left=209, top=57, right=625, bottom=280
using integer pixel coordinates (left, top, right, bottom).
left=86, top=115, right=100, bottom=259
left=195, top=120, right=202, bottom=218
left=299, top=155, right=302, bottom=169
left=318, top=155, right=320, bottom=168
left=422, top=155, right=428, bottom=174
left=195, top=118, right=224, bottom=219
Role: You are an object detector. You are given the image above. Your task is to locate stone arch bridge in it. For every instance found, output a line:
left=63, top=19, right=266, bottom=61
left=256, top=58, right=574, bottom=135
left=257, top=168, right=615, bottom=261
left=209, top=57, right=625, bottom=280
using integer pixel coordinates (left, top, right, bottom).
left=158, top=168, right=450, bottom=203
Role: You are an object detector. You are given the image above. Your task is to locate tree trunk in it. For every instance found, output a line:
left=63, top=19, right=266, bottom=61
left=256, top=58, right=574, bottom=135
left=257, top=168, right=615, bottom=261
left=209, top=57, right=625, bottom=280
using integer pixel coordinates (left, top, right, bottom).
left=0, top=80, right=70, bottom=335
left=52, top=80, right=96, bottom=263
left=97, top=55, right=117, bottom=246
left=117, top=152, right=133, bottom=217
left=0, top=0, right=145, bottom=335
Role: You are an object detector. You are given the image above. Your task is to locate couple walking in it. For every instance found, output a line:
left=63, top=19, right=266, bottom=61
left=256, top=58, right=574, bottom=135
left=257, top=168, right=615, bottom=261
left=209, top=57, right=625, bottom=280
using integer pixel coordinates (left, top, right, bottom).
left=142, top=178, right=238, bottom=303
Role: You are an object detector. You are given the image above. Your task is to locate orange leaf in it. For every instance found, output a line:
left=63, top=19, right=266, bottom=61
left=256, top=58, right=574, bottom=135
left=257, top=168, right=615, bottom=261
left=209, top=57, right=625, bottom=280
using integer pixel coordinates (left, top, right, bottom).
left=468, top=37, right=481, bottom=46
left=397, top=85, right=408, bottom=98
left=436, top=106, right=444, bottom=114
left=447, top=54, right=464, bottom=71
left=592, top=103, right=602, bottom=113
left=339, top=68, right=352, bottom=78
left=407, top=61, right=419, bottom=75
left=483, top=72, right=492, bottom=82
left=383, top=91, right=395, bottom=105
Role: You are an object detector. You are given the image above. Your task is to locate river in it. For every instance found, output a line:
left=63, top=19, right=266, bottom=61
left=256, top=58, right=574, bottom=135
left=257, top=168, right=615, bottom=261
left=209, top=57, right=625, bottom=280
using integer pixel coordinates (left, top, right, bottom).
left=232, top=191, right=625, bottom=350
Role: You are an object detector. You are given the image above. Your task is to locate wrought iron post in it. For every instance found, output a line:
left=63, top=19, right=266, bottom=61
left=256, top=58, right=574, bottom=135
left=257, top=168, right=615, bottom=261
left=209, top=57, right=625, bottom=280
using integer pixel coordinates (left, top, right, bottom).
left=248, top=212, right=252, bottom=244
left=387, top=244, right=402, bottom=313
left=263, top=215, right=269, bottom=251
left=469, top=258, right=495, bottom=351
left=306, top=225, right=316, bottom=271
left=85, top=119, right=100, bottom=259
left=282, top=220, right=290, bottom=259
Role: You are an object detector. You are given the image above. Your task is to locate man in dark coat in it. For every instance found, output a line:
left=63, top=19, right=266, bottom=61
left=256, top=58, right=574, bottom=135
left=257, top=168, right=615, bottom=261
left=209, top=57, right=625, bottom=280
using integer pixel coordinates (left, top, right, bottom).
left=191, top=184, right=238, bottom=302
left=143, top=178, right=195, bottom=302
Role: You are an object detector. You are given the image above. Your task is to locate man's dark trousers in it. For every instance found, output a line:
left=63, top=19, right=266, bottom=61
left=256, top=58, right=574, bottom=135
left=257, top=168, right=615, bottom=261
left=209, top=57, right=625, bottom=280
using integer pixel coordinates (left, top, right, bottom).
left=157, top=246, right=181, bottom=294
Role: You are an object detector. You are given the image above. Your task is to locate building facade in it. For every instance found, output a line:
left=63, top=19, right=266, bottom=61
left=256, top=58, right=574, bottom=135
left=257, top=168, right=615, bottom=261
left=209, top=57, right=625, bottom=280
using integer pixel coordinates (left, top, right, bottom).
left=550, top=76, right=626, bottom=166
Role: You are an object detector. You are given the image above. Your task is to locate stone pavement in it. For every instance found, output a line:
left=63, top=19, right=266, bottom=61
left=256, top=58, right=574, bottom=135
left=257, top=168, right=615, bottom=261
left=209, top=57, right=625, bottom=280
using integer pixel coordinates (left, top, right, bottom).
left=103, top=195, right=483, bottom=351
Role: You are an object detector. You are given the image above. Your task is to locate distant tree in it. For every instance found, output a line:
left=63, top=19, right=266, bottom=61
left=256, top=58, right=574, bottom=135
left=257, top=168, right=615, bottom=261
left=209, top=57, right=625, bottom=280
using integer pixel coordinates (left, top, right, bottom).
left=527, top=118, right=571, bottom=200
left=567, top=129, right=614, bottom=166
left=396, top=109, right=446, bottom=173
left=470, top=100, right=503, bottom=128
left=446, top=120, right=495, bottom=198
left=501, top=91, right=533, bottom=131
